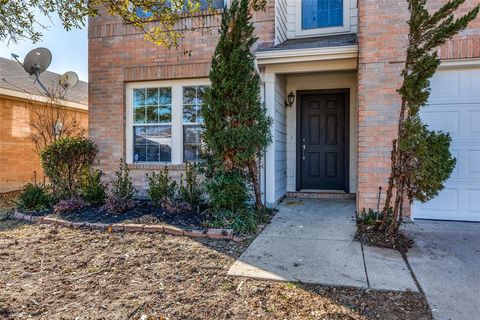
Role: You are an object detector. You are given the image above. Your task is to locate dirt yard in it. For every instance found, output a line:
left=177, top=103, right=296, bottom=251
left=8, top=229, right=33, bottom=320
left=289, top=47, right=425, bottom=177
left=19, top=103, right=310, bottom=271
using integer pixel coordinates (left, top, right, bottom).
left=0, top=214, right=432, bottom=320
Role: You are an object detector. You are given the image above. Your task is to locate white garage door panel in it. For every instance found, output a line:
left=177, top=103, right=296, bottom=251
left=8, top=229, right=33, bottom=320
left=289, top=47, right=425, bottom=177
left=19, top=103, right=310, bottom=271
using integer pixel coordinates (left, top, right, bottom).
left=413, top=67, right=480, bottom=221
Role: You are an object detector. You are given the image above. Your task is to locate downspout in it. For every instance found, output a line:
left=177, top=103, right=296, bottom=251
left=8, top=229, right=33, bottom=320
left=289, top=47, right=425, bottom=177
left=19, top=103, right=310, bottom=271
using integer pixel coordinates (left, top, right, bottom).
left=255, top=59, right=267, bottom=206
left=263, top=80, right=267, bottom=205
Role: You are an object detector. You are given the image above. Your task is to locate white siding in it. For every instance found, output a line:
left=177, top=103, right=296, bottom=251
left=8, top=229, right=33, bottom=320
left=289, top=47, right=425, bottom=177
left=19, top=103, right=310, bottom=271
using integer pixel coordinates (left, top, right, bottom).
left=274, top=75, right=287, bottom=200
left=275, top=0, right=288, bottom=45
left=285, top=0, right=358, bottom=39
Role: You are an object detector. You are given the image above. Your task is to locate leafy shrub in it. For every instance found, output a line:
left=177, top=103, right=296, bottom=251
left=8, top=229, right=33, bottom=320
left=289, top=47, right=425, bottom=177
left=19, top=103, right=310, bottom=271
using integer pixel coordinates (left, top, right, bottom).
left=79, top=168, right=107, bottom=205
left=161, top=198, right=193, bottom=214
left=210, top=208, right=258, bottom=234
left=101, top=196, right=136, bottom=214
left=357, top=208, right=389, bottom=226
left=146, top=168, right=177, bottom=206
left=206, top=170, right=248, bottom=213
left=179, top=163, right=203, bottom=206
left=111, top=159, right=136, bottom=200
left=16, top=183, right=52, bottom=211
left=357, top=208, right=379, bottom=226
left=53, top=197, right=87, bottom=215
left=40, top=137, right=97, bottom=199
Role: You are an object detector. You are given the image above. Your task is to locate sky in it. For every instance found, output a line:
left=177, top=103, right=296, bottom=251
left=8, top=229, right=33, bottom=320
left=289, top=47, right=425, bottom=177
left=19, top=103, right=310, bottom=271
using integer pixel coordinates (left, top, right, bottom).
left=0, top=13, right=88, bottom=81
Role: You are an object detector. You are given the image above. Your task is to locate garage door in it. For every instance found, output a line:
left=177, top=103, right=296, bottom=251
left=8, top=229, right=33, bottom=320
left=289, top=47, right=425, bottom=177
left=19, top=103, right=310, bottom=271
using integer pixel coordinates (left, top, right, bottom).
left=413, top=66, right=480, bottom=221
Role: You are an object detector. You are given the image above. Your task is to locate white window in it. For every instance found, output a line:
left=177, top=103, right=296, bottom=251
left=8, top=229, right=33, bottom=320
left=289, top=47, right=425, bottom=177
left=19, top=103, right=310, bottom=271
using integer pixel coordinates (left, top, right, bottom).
left=132, top=87, right=172, bottom=163
left=126, top=79, right=210, bottom=165
left=295, top=0, right=350, bottom=37
left=183, top=86, right=207, bottom=162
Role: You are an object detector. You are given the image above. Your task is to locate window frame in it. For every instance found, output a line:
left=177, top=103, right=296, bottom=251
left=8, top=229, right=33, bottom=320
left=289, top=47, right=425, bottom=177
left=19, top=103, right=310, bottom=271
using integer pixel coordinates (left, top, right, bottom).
left=132, top=87, right=173, bottom=164
left=294, top=0, right=351, bottom=37
left=182, top=85, right=208, bottom=162
left=126, top=78, right=210, bottom=165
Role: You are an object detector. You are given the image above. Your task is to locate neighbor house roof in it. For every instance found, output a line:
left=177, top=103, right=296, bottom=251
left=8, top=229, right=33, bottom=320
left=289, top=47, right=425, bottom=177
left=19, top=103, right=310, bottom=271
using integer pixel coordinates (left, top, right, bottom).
left=0, top=56, right=88, bottom=106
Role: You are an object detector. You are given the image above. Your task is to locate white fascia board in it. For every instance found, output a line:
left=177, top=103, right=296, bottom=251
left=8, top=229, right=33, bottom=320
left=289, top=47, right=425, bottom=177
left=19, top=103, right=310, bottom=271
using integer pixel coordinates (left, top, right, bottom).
left=0, top=87, right=88, bottom=111
left=439, top=58, right=480, bottom=69
left=255, top=45, right=359, bottom=65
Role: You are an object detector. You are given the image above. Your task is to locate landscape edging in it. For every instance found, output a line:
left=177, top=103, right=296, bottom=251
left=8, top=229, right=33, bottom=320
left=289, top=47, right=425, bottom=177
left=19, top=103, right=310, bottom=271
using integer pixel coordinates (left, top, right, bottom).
left=12, top=210, right=248, bottom=242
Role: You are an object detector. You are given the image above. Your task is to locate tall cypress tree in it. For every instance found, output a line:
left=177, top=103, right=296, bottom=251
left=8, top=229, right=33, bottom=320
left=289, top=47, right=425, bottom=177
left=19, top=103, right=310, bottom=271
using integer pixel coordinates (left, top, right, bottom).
left=203, top=0, right=272, bottom=208
left=382, top=0, right=479, bottom=235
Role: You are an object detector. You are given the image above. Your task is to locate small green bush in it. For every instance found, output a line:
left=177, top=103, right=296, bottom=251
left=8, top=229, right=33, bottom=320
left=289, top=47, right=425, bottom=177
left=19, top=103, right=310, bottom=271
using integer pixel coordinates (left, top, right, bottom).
left=357, top=208, right=389, bottom=226
left=210, top=208, right=258, bottom=234
left=146, top=168, right=177, bottom=206
left=111, top=159, right=136, bottom=200
left=79, top=168, right=107, bottom=205
left=16, top=183, right=52, bottom=211
left=40, top=137, right=97, bottom=199
left=179, top=163, right=203, bottom=207
left=206, top=170, right=248, bottom=213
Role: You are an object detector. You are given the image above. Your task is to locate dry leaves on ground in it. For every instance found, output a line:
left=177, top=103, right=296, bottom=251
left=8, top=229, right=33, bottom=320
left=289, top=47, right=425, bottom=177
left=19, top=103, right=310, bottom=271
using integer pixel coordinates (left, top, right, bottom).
left=0, top=222, right=432, bottom=320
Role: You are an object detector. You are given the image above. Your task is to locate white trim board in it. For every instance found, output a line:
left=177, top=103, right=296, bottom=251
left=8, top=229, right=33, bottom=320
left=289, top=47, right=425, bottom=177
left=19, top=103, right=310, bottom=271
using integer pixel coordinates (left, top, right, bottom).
left=439, top=58, right=480, bottom=69
left=256, top=45, right=358, bottom=66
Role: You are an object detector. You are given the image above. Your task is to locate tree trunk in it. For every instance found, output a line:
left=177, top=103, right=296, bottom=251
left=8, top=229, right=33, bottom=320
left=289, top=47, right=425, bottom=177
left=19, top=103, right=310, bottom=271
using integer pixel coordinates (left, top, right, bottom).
left=382, top=139, right=397, bottom=228
left=247, top=160, right=262, bottom=210
left=382, top=99, right=407, bottom=233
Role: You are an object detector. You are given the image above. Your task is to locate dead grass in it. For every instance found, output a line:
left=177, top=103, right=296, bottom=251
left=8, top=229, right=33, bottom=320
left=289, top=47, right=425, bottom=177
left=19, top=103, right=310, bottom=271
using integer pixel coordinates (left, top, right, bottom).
left=0, top=192, right=24, bottom=232
left=0, top=222, right=432, bottom=320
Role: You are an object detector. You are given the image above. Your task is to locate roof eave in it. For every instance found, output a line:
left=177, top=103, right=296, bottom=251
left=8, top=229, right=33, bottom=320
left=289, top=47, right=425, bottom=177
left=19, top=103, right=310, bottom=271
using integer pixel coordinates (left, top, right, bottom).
left=255, top=45, right=359, bottom=65
left=0, top=87, right=88, bottom=111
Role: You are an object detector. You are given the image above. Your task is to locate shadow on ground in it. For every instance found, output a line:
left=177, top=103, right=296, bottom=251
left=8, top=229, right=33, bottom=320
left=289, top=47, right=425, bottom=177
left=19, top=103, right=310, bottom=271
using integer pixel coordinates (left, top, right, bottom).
left=0, top=220, right=433, bottom=319
left=0, top=192, right=433, bottom=319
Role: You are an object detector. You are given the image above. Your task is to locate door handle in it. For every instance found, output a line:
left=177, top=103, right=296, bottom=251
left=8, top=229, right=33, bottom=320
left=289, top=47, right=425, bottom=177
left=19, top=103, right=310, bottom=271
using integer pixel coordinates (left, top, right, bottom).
left=302, top=144, right=306, bottom=160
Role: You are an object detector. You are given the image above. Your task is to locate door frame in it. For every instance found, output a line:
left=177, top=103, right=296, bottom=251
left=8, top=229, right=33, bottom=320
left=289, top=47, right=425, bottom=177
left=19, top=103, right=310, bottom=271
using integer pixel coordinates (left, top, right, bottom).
left=295, top=89, right=350, bottom=192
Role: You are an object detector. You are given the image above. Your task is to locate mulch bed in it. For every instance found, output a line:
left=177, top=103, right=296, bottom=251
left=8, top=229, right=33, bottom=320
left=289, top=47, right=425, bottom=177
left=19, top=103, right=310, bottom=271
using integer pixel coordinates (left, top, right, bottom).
left=355, top=223, right=414, bottom=254
left=29, top=200, right=209, bottom=230
left=0, top=222, right=433, bottom=320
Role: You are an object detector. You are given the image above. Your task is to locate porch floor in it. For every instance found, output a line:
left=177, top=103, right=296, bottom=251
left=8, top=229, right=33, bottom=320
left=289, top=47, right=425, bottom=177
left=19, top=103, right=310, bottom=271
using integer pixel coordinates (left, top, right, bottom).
left=228, top=198, right=418, bottom=291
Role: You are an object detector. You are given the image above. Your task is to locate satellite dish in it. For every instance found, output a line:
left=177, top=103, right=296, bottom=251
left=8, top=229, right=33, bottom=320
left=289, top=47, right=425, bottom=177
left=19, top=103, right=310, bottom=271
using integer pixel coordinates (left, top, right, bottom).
left=22, top=47, right=52, bottom=76
left=59, top=71, right=79, bottom=89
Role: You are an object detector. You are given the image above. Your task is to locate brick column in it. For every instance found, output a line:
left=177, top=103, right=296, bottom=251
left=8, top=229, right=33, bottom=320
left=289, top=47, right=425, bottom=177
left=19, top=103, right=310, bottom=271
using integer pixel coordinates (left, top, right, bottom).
left=356, top=0, right=408, bottom=211
left=356, top=0, right=480, bottom=212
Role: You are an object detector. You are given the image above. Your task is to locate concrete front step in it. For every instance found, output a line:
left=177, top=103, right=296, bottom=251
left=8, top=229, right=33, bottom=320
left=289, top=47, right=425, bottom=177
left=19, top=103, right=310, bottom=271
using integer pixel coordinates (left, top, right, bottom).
left=286, top=191, right=356, bottom=200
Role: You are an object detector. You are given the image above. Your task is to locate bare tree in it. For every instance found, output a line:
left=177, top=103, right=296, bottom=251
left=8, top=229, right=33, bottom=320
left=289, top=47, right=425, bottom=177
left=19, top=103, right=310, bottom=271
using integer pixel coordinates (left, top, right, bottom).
left=28, top=85, right=87, bottom=155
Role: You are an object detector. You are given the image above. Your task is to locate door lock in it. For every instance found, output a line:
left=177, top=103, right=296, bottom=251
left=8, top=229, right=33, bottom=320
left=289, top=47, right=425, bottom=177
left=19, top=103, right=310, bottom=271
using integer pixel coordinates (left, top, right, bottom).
left=302, top=144, right=306, bottom=160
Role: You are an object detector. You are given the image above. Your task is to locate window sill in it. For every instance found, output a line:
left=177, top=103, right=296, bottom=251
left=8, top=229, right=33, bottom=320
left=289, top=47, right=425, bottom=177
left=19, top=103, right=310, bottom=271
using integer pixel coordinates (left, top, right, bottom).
left=294, top=28, right=352, bottom=39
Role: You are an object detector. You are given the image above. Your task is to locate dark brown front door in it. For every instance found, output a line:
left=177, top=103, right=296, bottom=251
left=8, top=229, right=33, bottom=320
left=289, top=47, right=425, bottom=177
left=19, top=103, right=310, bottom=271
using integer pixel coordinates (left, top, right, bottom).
left=298, top=91, right=348, bottom=191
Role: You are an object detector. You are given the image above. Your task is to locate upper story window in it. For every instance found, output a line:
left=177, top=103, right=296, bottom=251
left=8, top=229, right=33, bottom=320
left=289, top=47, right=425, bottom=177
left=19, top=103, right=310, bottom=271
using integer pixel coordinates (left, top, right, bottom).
left=302, top=0, right=343, bottom=29
left=295, top=0, right=351, bottom=36
left=135, top=0, right=225, bottom=18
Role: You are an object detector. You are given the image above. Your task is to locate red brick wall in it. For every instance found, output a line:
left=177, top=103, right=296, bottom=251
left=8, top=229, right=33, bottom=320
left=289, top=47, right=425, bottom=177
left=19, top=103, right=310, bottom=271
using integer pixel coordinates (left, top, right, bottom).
left=88, top=3, right=275, bottom=190
left=356, top=0, right=480, bottom=211
left=0, top=96, right=88, bottom=193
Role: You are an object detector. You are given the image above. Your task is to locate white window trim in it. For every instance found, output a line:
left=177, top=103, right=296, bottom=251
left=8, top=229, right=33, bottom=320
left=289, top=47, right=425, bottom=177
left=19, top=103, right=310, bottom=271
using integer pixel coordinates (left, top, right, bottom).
left=294, top=0, right=351, bottom=37
left=126, top=78, right=210, bottom=165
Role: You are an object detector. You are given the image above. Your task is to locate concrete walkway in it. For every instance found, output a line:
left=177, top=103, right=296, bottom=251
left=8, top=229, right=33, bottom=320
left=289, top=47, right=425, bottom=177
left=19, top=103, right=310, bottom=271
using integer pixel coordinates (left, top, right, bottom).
left=405, top=220, right=480, bottom=320
left=228, top=198, right=418, bottom=291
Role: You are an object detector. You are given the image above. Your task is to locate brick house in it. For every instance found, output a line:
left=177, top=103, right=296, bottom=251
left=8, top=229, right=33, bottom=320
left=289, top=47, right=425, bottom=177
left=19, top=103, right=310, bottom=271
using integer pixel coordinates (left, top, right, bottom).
left=89, top=0, right=480, bottom=221
left=0, top=57, right=88, bottom=193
